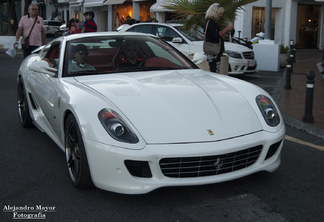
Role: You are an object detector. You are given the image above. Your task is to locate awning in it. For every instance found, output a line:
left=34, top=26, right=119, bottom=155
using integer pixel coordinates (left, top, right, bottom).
left=150, top=0, right=173, bottom=13
left=84, top=0, right=125, bottom=7
left=84, top=0, right=104, bottom=7
left=69, top=0, right=84, bottom=3
left=103, top=0, right=126, bottom=4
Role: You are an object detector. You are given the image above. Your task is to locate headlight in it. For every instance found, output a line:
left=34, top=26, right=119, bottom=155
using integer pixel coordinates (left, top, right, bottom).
left=225, top=50, right=242, bottom=59
left=98, top=108, right=139, bottom=143
left=256, top=95, right=280, bottom=127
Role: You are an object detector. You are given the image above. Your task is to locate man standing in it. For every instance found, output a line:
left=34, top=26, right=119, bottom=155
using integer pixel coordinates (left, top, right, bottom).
left=81, top=11, right=97, bottom=33
left=13, top=4, right=45, bottom=58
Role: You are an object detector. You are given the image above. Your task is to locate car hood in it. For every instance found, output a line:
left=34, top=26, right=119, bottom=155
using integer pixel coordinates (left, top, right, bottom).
left=224, top=42, right=253, bottom=52
left=191, top=41, right=252, bottom=53
left=75, top=70, right=262, bottom=144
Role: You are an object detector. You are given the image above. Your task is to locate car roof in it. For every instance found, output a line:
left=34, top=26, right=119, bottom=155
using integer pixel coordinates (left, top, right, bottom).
left=63, top=31, right=158, bottom=41
left=129, top=22, right=183, bottom=27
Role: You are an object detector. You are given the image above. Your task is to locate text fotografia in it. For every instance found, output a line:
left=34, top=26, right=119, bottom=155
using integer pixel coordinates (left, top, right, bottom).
left=3, top=205, right=56, bottom=220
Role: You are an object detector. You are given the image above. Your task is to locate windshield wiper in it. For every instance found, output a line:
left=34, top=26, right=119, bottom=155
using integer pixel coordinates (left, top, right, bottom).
left=69, top=70, right=101, bottom=75
left=115, top=67, right=184, bottom=72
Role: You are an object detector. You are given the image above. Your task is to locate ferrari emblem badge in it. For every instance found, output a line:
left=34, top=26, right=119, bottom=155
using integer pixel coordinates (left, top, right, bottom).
left=208, top=129, right=214, bottom=135
left=58, top=98, right=61, bottom=108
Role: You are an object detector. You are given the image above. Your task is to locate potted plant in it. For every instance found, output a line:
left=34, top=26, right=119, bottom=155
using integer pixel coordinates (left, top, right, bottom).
left=279, top=44, right=289, bottom=68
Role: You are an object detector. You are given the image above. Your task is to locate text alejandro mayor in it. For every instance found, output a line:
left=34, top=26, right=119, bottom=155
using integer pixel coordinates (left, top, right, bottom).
left=3, top=205, right=56, bottom=219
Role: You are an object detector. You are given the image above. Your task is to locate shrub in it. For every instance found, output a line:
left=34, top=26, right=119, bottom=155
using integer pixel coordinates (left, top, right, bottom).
left=280, top=44, right=289, bottom=54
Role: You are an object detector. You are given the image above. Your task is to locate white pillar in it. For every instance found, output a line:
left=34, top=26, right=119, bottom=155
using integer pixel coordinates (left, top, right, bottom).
left=265, top=0, right=272, bottom=40
left=133, top=1, right=139, bottom=20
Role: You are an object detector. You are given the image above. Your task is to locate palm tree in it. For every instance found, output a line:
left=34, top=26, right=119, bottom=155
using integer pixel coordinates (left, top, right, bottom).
left=163, top=0, right=258, bottom=31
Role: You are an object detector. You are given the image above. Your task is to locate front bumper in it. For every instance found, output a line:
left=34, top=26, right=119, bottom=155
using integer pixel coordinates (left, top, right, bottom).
left=84, top=126, right=285, bottom=194
left=228, top=58, right=257, bottom=75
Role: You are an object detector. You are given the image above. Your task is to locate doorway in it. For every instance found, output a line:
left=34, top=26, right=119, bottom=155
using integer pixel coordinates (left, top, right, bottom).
left=296, top=4, right=321, bottom=48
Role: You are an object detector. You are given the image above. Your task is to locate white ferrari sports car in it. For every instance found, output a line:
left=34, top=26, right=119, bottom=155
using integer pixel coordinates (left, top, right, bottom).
left=17, top=32, right=285, bottom=194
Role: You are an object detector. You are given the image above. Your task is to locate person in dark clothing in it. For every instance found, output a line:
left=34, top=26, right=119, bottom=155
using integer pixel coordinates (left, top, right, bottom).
left=82, top=11, right=97, bottom=33
left=204, top=3, right=233, bottom=73
left=117, top=44, right=144, bottom=69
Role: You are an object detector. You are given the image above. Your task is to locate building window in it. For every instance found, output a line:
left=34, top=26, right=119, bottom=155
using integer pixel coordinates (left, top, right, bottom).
left=252, top=7, right=275, bottom=40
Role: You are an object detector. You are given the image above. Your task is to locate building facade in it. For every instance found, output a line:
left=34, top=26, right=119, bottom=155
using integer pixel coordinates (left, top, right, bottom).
left=234, top=0, right=324, bottom=49
left=1, top=0, right=323, bottom=50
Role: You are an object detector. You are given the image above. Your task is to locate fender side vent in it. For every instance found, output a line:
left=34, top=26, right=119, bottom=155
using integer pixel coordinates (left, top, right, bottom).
left=28, top=93, right=38, bottom=109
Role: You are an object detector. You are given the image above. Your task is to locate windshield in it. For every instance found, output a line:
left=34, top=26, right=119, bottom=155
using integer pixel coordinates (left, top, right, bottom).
left=173, top=26, right=205, bottom=41
left=63, top=35, right=197, bottom=77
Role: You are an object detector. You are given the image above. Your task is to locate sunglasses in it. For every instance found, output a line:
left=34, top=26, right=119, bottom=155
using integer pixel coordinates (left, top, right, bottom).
left=77, top=51, right=89, bottom=56
left=30, top=8, right=38, bottom=11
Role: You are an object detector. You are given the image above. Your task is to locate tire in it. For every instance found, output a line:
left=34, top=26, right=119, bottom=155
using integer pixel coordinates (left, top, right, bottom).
left=65, top=114, right=92, bottom=188
left=17, top=78, right=34, bottom=128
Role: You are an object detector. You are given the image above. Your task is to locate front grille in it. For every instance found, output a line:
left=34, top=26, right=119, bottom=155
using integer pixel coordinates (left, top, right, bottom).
left=243, top=52, right=255, bottom=59
left=159, top=145, right=262, bottom=178
left=247, top=65, right=257, bottom=70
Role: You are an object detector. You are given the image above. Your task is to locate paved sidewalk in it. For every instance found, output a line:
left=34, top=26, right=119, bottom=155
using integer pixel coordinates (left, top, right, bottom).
left=278, top=48, right=324, bottom=139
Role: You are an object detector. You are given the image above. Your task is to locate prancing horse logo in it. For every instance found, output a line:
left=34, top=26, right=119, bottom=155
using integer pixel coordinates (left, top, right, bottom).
left=214, top=157, right=223, bottom=171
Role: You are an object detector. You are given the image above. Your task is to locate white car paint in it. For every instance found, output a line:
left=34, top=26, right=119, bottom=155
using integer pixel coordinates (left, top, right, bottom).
left=18, top=32, right=285, bottom=194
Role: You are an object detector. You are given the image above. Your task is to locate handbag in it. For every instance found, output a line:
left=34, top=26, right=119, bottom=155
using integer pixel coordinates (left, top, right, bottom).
left=203, top=19, right=221, bottom=55
left=21, top=18, right=37, bottom=50
left=21, top=36, right=29, bottom=50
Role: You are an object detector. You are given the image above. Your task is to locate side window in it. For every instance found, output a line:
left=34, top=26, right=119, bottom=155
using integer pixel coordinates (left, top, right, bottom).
left=155, top=26, right=164, bottom=38
left=146, top=41, right=181, bottom=66
left=132, top=25, right=152, bottom=34
left=157, top=26, right=180, bottom=42
left=39, top=44, right=51, bottom=58
left=40, top=43, right=61, bottom=77
left=127, top=27, right=135, bottom=32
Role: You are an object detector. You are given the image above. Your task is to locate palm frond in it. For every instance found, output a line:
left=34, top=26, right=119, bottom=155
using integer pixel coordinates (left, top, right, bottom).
left=163, top=0, right=258, bottom=31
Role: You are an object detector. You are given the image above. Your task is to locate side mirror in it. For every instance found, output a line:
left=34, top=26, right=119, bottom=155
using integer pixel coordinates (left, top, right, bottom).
left=28, top=60, right=57, bottom=76
left=172, top=37, right=183, bottom=43
left=191, top=53, right=207, bottom=65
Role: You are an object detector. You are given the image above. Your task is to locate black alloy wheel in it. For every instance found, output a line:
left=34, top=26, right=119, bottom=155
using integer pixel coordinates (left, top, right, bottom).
left=17, top=78, right=34, bottom=128
left=65, top=114, right=92, bottom=188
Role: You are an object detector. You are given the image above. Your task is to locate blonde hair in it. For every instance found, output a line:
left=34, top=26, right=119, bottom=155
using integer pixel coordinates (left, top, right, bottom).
left=205, top=3, right=224, bottom=21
